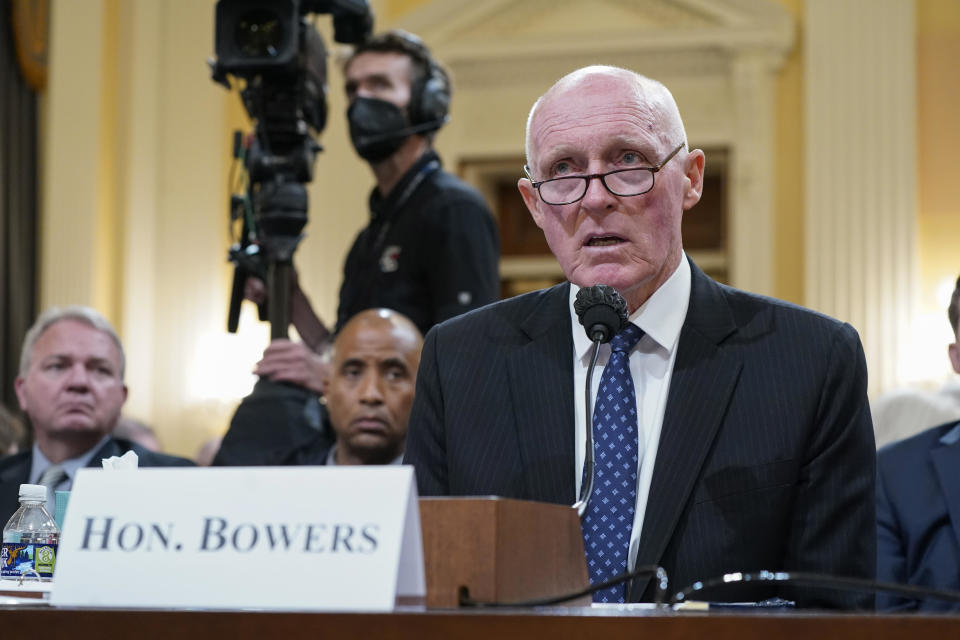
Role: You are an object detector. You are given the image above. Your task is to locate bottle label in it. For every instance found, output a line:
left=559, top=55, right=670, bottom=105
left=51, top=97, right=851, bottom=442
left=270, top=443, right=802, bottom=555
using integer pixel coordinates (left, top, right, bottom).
left=1, top=542, right=58, bottom=579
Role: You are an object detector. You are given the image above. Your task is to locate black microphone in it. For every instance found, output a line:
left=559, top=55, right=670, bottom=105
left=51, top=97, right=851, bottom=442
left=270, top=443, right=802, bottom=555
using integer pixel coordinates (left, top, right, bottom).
left=574, top=284, right=628, bottom=343
left=571, top=285, right=629, bottom=517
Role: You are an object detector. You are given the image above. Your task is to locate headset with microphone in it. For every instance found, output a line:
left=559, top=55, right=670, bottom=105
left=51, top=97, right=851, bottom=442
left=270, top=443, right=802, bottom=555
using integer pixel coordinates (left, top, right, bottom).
left=406, top=51, right=450, bottom=134
left=350, top=32, right=451, bottom=148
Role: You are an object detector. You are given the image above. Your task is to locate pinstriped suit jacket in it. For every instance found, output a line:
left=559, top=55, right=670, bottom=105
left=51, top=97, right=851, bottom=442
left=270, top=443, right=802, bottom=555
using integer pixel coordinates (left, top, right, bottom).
left=405, top=259, right=876, bottom=609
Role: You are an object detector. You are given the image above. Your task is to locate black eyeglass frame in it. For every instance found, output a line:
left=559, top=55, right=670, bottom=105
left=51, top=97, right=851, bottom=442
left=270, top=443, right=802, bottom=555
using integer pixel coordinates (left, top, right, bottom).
left=524, top=142, right=686, bottom=206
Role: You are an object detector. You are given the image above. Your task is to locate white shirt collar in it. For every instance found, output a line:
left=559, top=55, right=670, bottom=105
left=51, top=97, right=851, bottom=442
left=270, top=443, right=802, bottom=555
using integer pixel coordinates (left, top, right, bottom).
left=570, top=254, right=691, bottom=361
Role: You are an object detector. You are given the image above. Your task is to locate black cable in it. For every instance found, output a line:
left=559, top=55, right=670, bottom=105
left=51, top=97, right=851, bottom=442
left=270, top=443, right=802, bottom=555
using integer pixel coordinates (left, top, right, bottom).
left=458, top=565, right=667, bottom=608
left=672, top=570, right=960, bottom=607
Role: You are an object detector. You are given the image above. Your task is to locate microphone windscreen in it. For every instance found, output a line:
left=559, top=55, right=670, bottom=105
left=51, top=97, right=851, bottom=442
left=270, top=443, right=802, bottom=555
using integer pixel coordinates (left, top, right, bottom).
left=574, top=285, right=628, bottom=343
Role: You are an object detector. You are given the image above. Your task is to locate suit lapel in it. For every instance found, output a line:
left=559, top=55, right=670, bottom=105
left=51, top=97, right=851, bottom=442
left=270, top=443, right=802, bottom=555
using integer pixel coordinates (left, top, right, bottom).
left=0, top=439, right=127, bottom=522
left=87, top=437, right=123, bottom=467
left=633, top=261, right=742, bottom=593
left=0, top=451, right=33, bottom=521
left=507, top=283, right=577, bottom=505
left=930, top=429, right=960, bottom=552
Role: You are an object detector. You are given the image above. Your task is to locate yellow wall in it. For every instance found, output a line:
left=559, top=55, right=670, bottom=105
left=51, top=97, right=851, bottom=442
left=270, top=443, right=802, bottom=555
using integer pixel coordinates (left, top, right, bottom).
left=382, top=0, right=424, bottom=22
left=916, top=1, right=960, bottom=347
left=772, top=0, right=805, bottom=305
left=41, top=0, right=106, bottom=313
left=95, top=0, right=122, bottom=323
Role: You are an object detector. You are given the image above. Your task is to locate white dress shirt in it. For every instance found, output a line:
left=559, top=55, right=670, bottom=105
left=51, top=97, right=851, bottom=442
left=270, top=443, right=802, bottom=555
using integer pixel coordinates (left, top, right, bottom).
left=569, top=255, right=691, bottom=570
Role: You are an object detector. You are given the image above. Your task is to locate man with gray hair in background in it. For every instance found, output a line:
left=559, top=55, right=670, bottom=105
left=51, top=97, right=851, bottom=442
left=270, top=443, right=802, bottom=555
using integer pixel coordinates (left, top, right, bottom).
left=0, top=306, right=192, bottom=522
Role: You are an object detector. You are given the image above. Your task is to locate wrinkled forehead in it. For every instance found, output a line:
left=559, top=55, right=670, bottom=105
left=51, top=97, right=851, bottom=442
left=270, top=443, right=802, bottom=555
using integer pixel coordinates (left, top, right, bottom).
left=34, top=320, right=123, bottom=363
left=333, top=323, right=420, bottom=365
left=527, top=69, right=680, bottom=164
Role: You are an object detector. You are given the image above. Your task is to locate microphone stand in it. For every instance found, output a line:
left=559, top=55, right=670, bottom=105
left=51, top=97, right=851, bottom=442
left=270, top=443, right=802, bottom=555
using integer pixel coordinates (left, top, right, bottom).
left=571, top=283, right=628, bottom=518
left=573, top=337, right=603, bottom=518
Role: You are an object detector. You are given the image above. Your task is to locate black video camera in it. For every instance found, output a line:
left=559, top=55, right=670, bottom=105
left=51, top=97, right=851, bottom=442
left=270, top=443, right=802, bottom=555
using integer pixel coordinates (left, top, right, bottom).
left=210, top=0, right=373, bottom=335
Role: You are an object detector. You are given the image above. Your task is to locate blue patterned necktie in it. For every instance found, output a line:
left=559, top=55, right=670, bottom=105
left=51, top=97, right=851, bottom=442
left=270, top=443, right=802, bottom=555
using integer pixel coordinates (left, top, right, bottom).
left=582, top=322, right=644, bottom=603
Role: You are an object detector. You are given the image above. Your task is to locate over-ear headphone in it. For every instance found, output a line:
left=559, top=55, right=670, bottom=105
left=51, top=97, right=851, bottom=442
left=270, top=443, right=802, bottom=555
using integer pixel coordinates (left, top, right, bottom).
left=347, top=30, right=452, bottom=145
left=392, top=31, right=450, bottom=131
left=408, top=59, right=450, bottom=130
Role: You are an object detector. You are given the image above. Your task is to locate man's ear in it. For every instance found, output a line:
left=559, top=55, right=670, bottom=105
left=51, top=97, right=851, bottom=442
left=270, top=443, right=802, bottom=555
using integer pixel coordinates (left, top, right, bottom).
left=949, top=342, right=960, bottom=375
left=320, top=372, right=331, bottom=397
left=518, top=178, right=547, bottom=230
left=681, top=149, right=705, bottom=211
left=13, top=376, right=27, bottom=412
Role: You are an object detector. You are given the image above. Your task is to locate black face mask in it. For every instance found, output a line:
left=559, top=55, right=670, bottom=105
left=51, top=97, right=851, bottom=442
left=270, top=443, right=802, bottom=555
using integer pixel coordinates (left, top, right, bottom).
left=347, top=97, right=412, bottom=163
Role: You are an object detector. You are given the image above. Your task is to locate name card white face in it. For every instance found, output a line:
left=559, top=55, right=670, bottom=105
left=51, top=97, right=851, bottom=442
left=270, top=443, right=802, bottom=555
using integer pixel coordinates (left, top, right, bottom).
left=51, top=466, right=424, bottom=611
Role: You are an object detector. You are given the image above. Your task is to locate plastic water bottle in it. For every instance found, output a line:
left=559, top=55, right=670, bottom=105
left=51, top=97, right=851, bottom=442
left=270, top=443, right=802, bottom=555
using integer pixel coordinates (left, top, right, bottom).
left=1, top=484, right=60, bottom=581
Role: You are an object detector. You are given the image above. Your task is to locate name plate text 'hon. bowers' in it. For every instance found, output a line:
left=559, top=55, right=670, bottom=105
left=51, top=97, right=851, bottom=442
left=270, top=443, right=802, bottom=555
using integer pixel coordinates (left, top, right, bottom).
left=51, top=466, right=424, bottom=611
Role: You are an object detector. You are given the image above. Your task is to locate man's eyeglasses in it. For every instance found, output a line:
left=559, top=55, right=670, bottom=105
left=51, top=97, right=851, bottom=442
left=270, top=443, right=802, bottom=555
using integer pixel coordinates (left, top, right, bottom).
left=524, top=142, right=685, bottom=206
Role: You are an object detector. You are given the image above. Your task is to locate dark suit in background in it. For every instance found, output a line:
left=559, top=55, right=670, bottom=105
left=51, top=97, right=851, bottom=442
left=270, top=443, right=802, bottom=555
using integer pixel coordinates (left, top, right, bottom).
left=213, top=379, right=334, bottom=467
left=877, top=420, right=960, bottom=612
left=405, top=260, right=876, bottom=608
left=0, top=437, right=194, bottom=524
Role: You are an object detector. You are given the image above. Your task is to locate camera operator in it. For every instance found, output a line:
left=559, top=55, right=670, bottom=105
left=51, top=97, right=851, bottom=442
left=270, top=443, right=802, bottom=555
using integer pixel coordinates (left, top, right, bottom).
left=247, top=30, right=500, bottom=394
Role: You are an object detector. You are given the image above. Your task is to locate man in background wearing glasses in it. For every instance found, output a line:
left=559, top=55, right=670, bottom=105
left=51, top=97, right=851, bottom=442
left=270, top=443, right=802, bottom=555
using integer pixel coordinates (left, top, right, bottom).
left=404, top=66, right=875, bottom=609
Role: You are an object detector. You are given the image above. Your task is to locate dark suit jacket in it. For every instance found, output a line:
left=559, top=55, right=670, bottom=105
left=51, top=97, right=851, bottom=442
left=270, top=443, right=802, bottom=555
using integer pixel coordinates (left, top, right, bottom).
left=0, top=437, right=194, bottom=524
left=213, top=379, right=335, bottom=467
left=877, top=420, right=960, bottom=612
left=404, top=260, right=876, bottom=609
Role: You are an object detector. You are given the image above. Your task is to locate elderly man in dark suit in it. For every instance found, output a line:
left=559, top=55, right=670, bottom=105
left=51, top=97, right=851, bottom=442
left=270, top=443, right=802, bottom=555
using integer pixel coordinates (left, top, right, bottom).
left=876, top=275, right=960, bottom=612
left=0, top=306, right=192, bottom=522
left=404, top=66, right=875, bottom=609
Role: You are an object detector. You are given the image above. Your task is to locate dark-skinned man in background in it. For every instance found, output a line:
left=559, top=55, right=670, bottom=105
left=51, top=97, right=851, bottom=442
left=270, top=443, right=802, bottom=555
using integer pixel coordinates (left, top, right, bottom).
left=217, top=309, right=421, bottom=466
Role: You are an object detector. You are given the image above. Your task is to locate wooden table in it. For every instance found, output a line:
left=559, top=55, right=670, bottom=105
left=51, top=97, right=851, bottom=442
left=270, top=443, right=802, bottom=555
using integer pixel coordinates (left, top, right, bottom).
left=2, top=605, right=958, bottom=639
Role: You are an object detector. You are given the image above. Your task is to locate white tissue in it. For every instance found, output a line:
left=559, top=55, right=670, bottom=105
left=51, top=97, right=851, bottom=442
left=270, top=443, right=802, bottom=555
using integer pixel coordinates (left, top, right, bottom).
left=101, top=450, right=139, bottom=470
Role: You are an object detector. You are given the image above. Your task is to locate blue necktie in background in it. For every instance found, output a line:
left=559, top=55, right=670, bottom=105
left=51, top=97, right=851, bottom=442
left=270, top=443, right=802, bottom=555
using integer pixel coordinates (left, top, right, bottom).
left=582, top=322, right=644, bottom=603
left=38, top=465, right=67, bottom=517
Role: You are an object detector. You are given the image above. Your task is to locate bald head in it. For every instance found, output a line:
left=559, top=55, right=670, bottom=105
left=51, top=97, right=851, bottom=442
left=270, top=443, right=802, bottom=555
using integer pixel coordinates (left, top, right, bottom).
left=525, top=65, right=687, bottom=170
left=324, top=309, right=423, bottom=465
left=332, top=308, right=423, bottom=359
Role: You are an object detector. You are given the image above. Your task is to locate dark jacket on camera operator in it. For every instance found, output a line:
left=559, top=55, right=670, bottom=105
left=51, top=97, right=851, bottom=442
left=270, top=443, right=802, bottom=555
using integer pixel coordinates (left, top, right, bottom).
left=337, top=148, right=498, bottom=336
left=335, top=33, right=499, bottom=336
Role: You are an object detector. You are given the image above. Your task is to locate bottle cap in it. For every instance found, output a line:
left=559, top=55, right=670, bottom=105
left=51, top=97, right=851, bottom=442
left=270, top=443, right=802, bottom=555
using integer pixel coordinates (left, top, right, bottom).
left=19, top=484, right=47, bottom=501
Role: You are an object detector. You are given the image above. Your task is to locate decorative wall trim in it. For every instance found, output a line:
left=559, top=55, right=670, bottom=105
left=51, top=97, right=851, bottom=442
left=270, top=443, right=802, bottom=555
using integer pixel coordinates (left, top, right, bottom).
left=804, top=0, right=916, bottom=396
